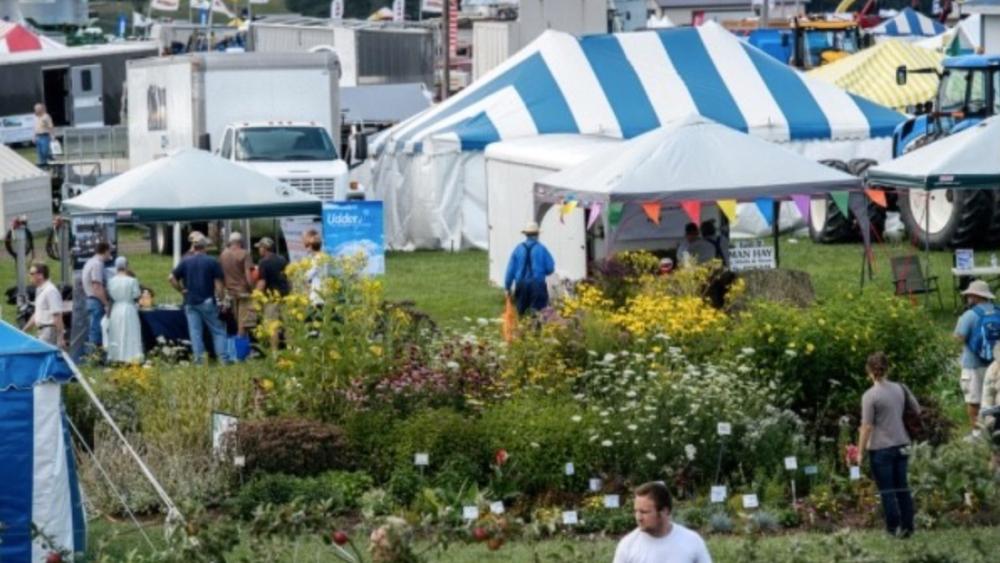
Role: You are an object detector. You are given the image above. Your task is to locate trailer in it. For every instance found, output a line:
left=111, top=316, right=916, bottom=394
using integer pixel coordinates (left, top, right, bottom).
left=248, top=16, right=435, bottom=91
left=0, top=42, right=158, bottom=132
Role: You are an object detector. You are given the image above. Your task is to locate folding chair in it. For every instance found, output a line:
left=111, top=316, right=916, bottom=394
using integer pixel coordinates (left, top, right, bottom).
left=890, top=255, right=942, bottom=308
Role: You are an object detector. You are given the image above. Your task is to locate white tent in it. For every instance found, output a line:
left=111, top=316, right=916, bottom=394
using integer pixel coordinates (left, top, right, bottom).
left=868, top=116, right=1000, bottom=189
left=62, top=148, right=322, bottom=222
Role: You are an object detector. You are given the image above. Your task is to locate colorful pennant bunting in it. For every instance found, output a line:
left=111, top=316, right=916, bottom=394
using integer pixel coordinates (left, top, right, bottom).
left=865, top=189, right=887, bottom=208
left=587, top=202, right=603, bottom=230
left=560, top=200, right=578, bottom=223
left=608, top=202, right=624, bottom=228
left=641, top=201, right=662, bottom=225
left=680, top=200, right=701, bottom=224
left=831, top=192, right=850, bottom=217
left=717, top=199, right=738, bottom=225
left=755, top=198, right=774, bottom=227
left=791, top=194, right=811, bottom=224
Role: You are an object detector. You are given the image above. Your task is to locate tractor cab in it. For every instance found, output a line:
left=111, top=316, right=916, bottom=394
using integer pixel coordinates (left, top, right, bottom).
left=725, top=17, right=865, bottom=70
left=893, top=55, right=1000, bottom=157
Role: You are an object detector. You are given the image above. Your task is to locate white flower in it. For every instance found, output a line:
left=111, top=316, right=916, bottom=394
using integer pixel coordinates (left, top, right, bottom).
left=445, top=361, right=460, bottom=370
left=784, top=349, right=798, bottom=358
left=475, top=317, right=489, bottom=326
left=602, top=353, right=617, bottom=363
left=741, top=347, right=755, bottom=355
left=601, top=440, right=613, bottom=447
left=600, top=410, right=610, bottom=417
left=627, top=424, right=638, bottom=431
left=530, top=442, right=540, bottom=449
left=625, top=390, right=637, bottom=398
left=571, top=415, right=582, bottom=423
left=684, top=444, right=697, bottom=461
left=645, top=452, right=657, bottom=461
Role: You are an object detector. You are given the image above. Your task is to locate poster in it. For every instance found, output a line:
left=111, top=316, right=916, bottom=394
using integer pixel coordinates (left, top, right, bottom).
left=211, top=411, right=239, bottom=460
left=322, top=201, right=385, bottom=276
left=280, top=216, right=323, bottom=263
left=70, top=213, right=117, bottom=270
left=729, top=239, right=776, bottom=272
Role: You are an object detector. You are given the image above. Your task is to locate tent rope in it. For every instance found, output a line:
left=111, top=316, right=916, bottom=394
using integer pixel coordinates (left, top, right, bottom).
left=65, top=415, right=156, bottom=550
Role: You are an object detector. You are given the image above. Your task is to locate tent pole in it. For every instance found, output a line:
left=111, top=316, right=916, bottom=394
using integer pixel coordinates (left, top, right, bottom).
left=772, top=200, right=781, bottom=268
left=61, top=352, right=184, bottom=524
left=172, top=222, right=182, bottom=267
left=60, top=219, right=71, bottom=286
left=925, top=191, right=931, bottom=306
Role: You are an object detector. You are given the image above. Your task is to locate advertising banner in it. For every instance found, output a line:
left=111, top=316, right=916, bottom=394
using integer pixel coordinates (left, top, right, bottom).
left=729, top=239, right=775, bottom=272
left=322, top=201, right=385, bottom=275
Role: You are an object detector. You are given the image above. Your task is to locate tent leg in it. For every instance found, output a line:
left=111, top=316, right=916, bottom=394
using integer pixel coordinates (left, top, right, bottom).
left=772, top=200, right=781, bottom=268
left=172, top=222, right=182, bottom=267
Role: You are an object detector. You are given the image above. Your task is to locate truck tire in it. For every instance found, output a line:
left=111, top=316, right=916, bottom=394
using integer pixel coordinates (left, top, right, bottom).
left=980, top=189, right=1000, bottom=247
left=898, top=188, right=992, bottom=249
left=808, top=160, right=853, bottom=243
left=150, top=224, right=173, bottom=255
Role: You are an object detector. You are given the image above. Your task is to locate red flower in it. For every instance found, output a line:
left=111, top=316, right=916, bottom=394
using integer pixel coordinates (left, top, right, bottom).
left=845, top=444, right=860, bottom=466
left=494, top=449, right=509, bottom=466
left=472, top=527, right=489, bottom=542
left=46, top=553, right=63, bottom=563
left=332, top=530, right=349, bottom=546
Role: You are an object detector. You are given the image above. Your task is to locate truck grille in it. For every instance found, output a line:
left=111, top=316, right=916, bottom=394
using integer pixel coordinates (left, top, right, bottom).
left=279, top=177, right=337, bottom=201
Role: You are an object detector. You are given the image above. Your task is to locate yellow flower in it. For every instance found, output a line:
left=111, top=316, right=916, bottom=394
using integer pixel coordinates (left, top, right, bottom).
left=261, top=378, right=275, bottom=391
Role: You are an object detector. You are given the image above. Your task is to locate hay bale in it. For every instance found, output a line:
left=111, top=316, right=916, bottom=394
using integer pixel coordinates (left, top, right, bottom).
left=735, top=269, right=815, bottom=308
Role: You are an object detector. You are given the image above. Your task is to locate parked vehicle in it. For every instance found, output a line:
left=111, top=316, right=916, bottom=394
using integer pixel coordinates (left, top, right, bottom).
left=892, top=55, right=1000, bottom=248
left=725, top=17, right=867, bottom=70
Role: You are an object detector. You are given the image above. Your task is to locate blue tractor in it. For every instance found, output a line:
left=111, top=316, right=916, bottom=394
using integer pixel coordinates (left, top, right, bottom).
left=894, top=55, right=1000, bottom=248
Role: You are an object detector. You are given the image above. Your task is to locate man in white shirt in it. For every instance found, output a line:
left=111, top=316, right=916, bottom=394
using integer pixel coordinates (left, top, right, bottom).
left=613, top=482, right=712, bottom=563
left=676, top=223, right=718, bottom=268
left=23, top=263, right=66, bottom=349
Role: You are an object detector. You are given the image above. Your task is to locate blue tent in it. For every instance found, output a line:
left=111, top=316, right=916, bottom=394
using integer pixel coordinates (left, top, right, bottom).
left=0, top=321, right=86, bottom=562
left=873, top=8, right=947, bottom=38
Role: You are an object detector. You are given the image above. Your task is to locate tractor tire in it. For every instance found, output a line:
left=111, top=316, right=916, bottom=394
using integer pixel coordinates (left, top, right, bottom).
left=979, top=189, right=1000, bottom=247
left=809, top=160, right=854, bottom=243
left=898, top=188, right=992, bottom=250
left=150, top=224, right=173, bottom=255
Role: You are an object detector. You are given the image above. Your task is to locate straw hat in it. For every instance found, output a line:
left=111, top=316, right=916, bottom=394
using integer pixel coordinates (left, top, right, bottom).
left=962, top=279, right=995, bottom=300
left=521, top=221, right=541, bottom=235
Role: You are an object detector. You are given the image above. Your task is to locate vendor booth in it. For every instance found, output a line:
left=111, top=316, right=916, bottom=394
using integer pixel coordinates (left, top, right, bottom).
left=526, top=116, right=864, bottom=280
left=0, top=320, right=86, bottom=563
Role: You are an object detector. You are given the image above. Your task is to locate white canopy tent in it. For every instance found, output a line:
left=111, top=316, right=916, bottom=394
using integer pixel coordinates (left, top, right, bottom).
left=530, top=116, right=862, bottom=278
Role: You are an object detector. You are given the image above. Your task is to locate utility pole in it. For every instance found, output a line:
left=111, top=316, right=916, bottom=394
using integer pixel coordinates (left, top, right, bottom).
left=442, top=0, right=450, bottom=101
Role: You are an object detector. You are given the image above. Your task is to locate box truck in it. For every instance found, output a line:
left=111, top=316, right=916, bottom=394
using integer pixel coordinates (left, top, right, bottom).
left=126, top=52, right=356, bottom=202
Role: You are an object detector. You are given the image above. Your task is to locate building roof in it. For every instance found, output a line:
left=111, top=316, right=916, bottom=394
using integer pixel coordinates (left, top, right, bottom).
left=0, top=144, right=47, bottom=184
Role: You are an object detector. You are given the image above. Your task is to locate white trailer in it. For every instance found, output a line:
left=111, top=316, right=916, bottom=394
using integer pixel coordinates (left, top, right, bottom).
left=126, top=52, right=342, bottom=169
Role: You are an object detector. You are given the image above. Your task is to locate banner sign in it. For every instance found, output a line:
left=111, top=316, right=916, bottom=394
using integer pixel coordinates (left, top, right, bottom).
left=421, top=0, right=442, bottom=13
left=70, top=213, right=117, bottom=271
left=280, top=216, right=323, bottom=263
left=322, top=201, right=385, bottom=275
left=729, top=239, right=775, bottom=272
left=150, top=0, right=180, bottom=11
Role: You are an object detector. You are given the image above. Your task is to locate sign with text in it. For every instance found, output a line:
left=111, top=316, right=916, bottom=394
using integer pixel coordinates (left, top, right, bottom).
left=730, top=239, right=776, bottom=272
left=70, top=213, right=117, bottom=271
left=322, top=201, right=385, bottom=275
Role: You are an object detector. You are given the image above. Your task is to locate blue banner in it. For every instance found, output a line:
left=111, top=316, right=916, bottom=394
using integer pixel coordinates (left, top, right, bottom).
left=322, top=201, right=385, bottom=275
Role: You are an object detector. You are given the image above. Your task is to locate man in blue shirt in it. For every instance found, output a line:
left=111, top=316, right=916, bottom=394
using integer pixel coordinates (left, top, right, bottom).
left=169, top=237, right=230, bottom=364
left=504, top=222, right=555, bottom=315
left=954, top=279, right=996, bottom=432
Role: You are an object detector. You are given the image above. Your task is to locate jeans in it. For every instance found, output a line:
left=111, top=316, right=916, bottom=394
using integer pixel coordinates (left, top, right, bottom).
left=513, top=278, right=549, bottom=315
left=870, top=445, right=915, bottom=536
left=85, top=297, right=105, bottom=359
left=184, top=297, right=229, bottom=364
left=35, top=133, right=51, bottom=166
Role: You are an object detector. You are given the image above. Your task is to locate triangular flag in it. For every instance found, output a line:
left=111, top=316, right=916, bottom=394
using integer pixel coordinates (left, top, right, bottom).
left=717, top=199, right=737, bottom=225
left=587, top=202, right=603, bottom=230
left=755, top=198, right=774, bottom=227
left=608, top=202, right=624, bottom=228
left=865, top=189, right=887, bottom=208
left=680, top=200, right=701, bottom=224
left=831, top=192, right=850, bottom=217
left=791, top=195, right=811, bottom=224
left=560, top=200, right=578, bottom=224
left=641, top=201, right=662, bottom=225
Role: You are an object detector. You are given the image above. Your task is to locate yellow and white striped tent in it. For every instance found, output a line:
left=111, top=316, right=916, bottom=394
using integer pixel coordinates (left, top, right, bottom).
left=808, top=39, right=942, bottom=112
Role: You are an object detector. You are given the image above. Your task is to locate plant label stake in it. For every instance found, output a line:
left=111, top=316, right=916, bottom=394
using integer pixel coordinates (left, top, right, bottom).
left=717, top=422, right=732, bottom=436
left=804, top=465, right=818, bottom=476
left=849, top=466, right=861, bottom=481
left=562, top=511, right=578, bottom=525
left=462, top=506, right=479, bottom=520
left=564, top=462, right=575, bottom=476
left=742, top=494, right=759, bottom=510
left=710, top=486, right=727, bottom=503
left=233, top=455, right=246, bottom=468
left=589, top=478, right=602, bottom=492
left=414, top=453, right=429, bottom=466
left=714, top=422, right=731, bottom=484
left=785, top=456, right=798, bottom=505
left=490, top=501, right=505, bottom=515
left=603, top=495, right=620, bottom=509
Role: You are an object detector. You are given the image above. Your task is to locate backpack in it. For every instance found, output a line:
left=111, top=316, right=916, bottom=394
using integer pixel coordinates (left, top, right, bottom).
left=968, top=304, right=1000, bottom=363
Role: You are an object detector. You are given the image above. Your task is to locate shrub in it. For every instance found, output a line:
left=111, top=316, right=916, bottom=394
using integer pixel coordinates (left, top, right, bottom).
left=231, top=470, right=373, bottom=518
left=390, top=407, right=492, bottom=488
left=909, top=439, right=1000, bottom=526
left=233, top=418, right=350, bottom=477
left=707, top=512, right=734, bottom=534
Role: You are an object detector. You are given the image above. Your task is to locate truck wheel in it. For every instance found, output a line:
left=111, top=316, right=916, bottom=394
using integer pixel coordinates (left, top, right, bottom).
left=150, top=224, right=173, bottom=255
left=808, top=160, right=854, bottom=243
left=899, top=188, right=992, bottom=249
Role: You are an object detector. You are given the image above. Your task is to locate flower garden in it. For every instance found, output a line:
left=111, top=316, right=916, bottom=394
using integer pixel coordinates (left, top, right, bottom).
left=67, top=251, right=1000, bottom=562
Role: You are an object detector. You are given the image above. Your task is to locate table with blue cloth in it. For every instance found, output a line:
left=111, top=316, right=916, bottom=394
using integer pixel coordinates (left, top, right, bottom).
left=139, top=308, right=216, bottom=356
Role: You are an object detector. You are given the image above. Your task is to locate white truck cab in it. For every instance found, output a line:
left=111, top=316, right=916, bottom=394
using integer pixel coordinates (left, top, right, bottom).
left=216, top=121, right=364, bottom=201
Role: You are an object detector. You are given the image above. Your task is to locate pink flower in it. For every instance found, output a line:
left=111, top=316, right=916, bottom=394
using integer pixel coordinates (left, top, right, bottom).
left=494, top=449, right=509, bottom=466
left=845, top=444, right=860, bottom=466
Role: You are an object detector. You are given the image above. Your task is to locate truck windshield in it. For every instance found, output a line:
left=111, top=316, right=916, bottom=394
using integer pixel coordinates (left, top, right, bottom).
left=234, top=127, right=337, bottom=161
left=803, top=29, right=858, bottom=68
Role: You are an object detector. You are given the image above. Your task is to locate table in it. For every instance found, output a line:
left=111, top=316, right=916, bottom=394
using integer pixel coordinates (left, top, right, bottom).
left=139, top=308, right=215, bottom=356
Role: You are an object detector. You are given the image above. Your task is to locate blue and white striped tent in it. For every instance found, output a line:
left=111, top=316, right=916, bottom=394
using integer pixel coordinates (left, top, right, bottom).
left=873, top=8, right=946, bottom=38
left=371, top=21, right=905, bottom=250
left=374, top=21, right=903, bottom=156
left=0, top=321, right=86, bottom=562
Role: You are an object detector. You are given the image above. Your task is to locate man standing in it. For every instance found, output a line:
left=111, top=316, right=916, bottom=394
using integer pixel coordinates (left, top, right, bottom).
left=676, top=223, right=717, bottom=267
left=23, top=263, right=66, bottom=348
left=700, top=219, right=729, bottom=267
left=81, top=241, right=111, bottom=359
left=953, top=279, right=1000, bottom=433
left=33, top=103, right=55, bottom=167
left=219, top=232, right=254, bottom=337
left=169, top=237, right=229, bottom=364
left=255, top=237, right=289, bottom=351
left=614, top=482, right=712, bottom=563
left=504, top=221, right=555, bottom=315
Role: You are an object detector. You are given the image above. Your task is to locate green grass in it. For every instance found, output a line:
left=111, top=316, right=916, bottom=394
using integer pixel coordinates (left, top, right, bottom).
left=85, top=519, right=998, bottom=562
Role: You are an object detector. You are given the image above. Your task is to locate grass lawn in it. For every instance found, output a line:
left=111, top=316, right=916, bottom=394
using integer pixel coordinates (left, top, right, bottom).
left=86, top=518, right=998, bottom=562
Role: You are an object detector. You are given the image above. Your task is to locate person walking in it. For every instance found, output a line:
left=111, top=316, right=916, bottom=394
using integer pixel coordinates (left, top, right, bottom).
left=81, top=241, right=111, bottom=359
left=219, top=232, right=255, bottom=337
left=33, top=103, right=55, bottom=167
left=23, top=263, right=65, bottom=349
left=255, top=237, right=289, bottom=351
left=504, top=222, right=555, bottom=315
left=857, top=351, right=920, bottom=538
left=676, top=223, right=717, bottom=267
left=953, top=280, right=1000, bottom=432
left=613, top=481, right=712, bottom=563
left=106, top=257, right=143, bottom=364
left=169, top=237, right=229, bottom=364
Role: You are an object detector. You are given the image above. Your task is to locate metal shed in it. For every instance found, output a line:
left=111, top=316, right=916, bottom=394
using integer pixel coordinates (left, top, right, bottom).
left=0, top=145, right=51, bottom=235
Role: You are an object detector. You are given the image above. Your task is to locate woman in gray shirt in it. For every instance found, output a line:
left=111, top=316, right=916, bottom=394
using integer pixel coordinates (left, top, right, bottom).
left=858, top=351, right=921, bottom=537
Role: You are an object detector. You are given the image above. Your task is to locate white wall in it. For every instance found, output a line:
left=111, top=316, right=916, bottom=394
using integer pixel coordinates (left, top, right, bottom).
left=983, top=14, right=1000, bottom=54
